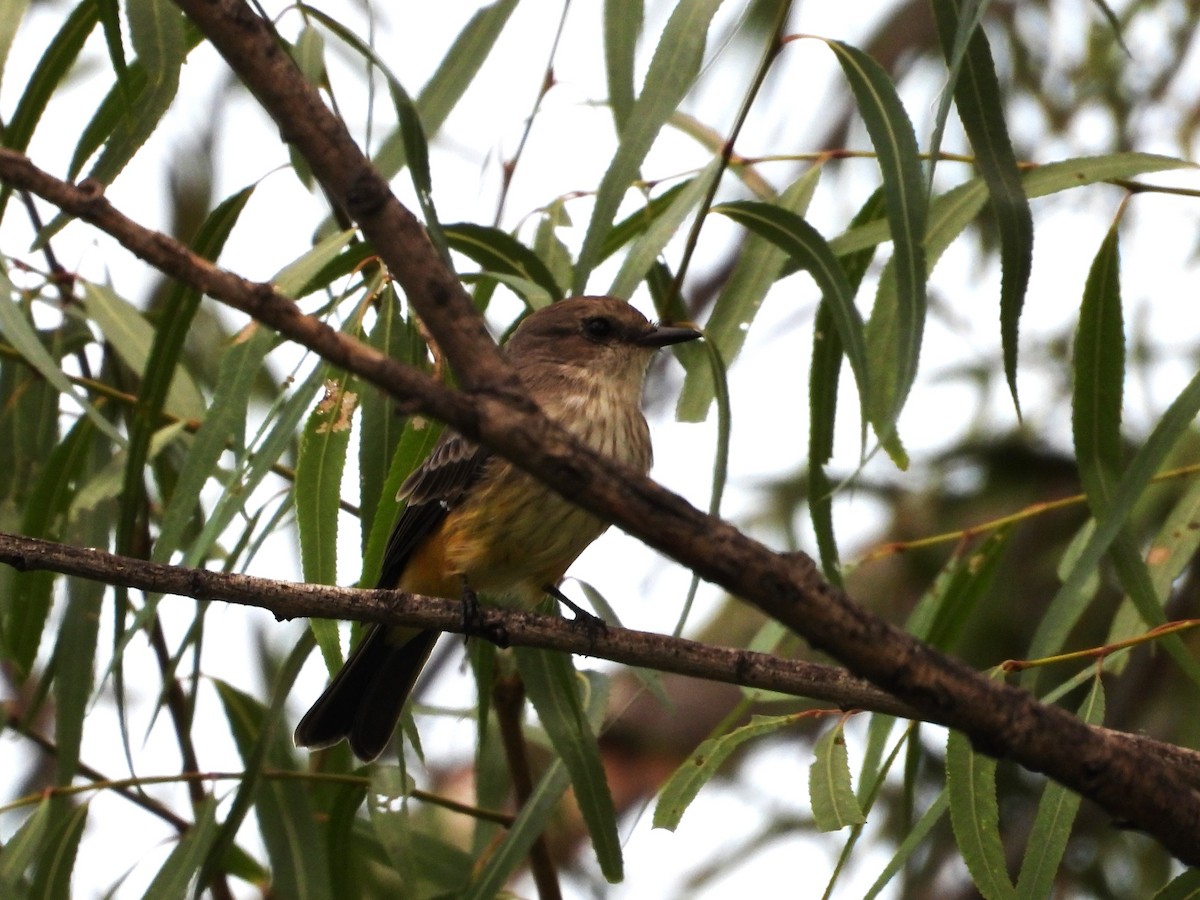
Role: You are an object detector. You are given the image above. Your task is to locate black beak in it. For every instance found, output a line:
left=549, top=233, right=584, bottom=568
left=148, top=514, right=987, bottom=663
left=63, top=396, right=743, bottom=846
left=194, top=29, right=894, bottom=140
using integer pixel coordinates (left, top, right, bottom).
left=636, top=323, right=703, bottom=348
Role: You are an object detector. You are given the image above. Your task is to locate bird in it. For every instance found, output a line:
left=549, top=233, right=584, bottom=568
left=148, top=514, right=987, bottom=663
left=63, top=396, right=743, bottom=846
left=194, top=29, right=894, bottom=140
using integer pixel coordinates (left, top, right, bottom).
left=294, top=295, right=702, bottom=761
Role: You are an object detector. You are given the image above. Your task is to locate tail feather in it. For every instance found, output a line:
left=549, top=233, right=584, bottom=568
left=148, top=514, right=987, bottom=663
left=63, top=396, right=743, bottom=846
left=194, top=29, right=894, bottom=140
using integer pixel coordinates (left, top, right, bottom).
left=294, top=625, right=440, bottom=762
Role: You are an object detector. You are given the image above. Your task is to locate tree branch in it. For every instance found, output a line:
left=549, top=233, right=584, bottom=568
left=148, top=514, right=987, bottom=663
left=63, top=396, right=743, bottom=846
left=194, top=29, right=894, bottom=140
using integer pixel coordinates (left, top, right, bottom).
left=3, top=530, right=1200, bottom=795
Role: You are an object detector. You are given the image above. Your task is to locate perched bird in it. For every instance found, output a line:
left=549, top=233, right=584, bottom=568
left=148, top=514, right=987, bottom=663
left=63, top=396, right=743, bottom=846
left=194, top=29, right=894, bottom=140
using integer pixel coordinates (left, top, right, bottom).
left=294, top=296, right=702, bottom=761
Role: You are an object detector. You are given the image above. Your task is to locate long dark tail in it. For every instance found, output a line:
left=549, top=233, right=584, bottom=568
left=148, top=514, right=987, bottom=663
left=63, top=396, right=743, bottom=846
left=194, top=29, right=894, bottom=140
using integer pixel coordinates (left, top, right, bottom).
left=294, top=625, right=440, bottom=762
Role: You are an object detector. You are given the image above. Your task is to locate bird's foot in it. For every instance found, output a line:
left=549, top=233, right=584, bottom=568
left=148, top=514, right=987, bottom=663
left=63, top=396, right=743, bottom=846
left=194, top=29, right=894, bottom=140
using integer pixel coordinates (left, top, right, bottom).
left=544, top=583, right=607, bottom=648
left=460, top=578, right=510, bottom=648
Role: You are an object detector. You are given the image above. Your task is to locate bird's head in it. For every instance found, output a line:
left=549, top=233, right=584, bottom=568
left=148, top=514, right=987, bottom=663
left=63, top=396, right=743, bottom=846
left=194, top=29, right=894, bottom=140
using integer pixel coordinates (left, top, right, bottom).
left=503, top=296, right=701, bottom=384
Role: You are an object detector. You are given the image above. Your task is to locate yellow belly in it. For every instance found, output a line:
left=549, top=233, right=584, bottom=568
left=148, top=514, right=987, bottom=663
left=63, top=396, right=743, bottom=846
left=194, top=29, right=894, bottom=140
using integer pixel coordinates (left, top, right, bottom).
left=399, top=378, right=652, bottom=605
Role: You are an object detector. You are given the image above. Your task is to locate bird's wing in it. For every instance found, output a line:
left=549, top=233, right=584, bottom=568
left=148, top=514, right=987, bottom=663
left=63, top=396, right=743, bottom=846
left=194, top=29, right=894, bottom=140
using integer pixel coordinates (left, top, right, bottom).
left=374, top=430, right=491, bottom=589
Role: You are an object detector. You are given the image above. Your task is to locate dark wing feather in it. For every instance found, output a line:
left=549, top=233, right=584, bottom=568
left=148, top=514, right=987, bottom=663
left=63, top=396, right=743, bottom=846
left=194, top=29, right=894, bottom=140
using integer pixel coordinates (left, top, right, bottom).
left=375, top=430, right=491, bottom=589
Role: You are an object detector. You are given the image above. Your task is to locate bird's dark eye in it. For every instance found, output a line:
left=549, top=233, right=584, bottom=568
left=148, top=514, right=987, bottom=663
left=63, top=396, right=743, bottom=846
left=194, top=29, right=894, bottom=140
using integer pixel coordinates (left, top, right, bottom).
left=582, top=316, right=615, bottom=341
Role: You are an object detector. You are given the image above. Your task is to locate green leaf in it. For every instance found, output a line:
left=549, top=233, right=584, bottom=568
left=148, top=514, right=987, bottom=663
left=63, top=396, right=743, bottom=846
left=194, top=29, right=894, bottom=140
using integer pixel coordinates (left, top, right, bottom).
left=319, top=781, right=370, bottom=899
left=188, top=359, right=326, bottom=569
left=140, top=798, right=219, bottom=900
left=0, top=317, right=69, bottom=505
left=671, top=336, right=733, bottom=638
left=0, top=274, right=123, bottom=444
left=1073, top=223, right=1124, bottom=494
left=1028, top=229, right=1200, bottom=681
left=462, top=272, right=554, bottom=310
left=0, top=0, right=31, bottom=93
left=372, top=0, right=520, bottom=179
left=575, top=0, right=725, bottom=291
left=532, top=200, right=574, bottom=294
left=52, top=572, right=104, bottom=784
left=1015, top=677, right=1105, bottom=897
left=808, top=188, right=885, bottom=584
left=66, top=62, right=147, bottom=182
left=464, top=670, right=608, bottom=900
left=79, top=281, right=205, bottom=419
left=609, top=156, right=724, bottom=299
left=515, top=647, right=622, bottom=882
left=293, top=24, right=328, bottom=89
left=45, top=0, right=188, bottom=237
left=604, top=0, right=643, bottom=131
left=272, top=228, right=357, bottom=299
left=1153, top=868, right=1200, bottom=900
left=906, top=527, right=1011, bottom=650
left=863, top=790, right=949, bottom=899
left=677, top=166, right=822, bottom=420
left=809, top=721, right=867, bottom=831
left=69, top=421, right=186, bottom=521
left=0, top=797, right=52, bottom=885
left=655, top=713, right=800, bottom=830
left=930, top=0, right=1033, bottom=412
left=207, top=638, right=329, bottom=900
left=946, top=730, right=1016, bottom=900
left=296, top=371, right=357, bottom=587
left=0, top=0, right=99, bottom=219
left=30, top=801, right=88, bottom=900
left=1068, top=224, right=1173, bottom=654
left=359, top=286, right=421, bottom=549
left=465, top=762, right=570, bottom=900
left=600, top=180, right=688, bottom=263
left=1107, top=473, right=1200, bottom=661
left=444, top=223, right=563, bottom=302
left=6, top=418, right=95, bottom=676
left=155, top=324, right=274, bottom=565
left=115, top=184, right=251, bottom=582
left=712, top=200, right=868, bottom=410
left=825, top=40, right=927, bottom=450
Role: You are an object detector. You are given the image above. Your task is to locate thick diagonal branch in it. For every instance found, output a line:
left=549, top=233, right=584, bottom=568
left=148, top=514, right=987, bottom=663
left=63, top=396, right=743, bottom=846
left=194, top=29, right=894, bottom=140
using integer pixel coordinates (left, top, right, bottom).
left=4, top=530, right=1199, bottom=795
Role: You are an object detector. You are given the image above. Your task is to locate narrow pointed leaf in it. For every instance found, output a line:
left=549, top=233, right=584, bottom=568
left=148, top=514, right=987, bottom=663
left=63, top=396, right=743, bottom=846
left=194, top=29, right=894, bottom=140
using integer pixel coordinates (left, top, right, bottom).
left=604, top=0, right=643, bottom=131
left=155, top=324, right=274, bottom=564
left=712, top=200, right=868, bottom=406
left=931, top=0, right=1033, bottom=411
left=272, top=228, right=357, bottom=299
left=610, top=156, right=724, bottom=299
left=464, top=671, right=608, bottom=900
left=809, top=188, right=885, bottom=582
left=373, top=0, right=520, bottom=178
left=946, top=730, right=1016, bottom=900
left=515, top=647, right=622, bottom=882
left=575, top=0, right=724, bottom=291
left=677, top=167, right=822, bottom=420
left=79, top=282, right=205, bottom=419
left=1153, top=869, right=1200, bottom=900
left=825, top=39, right=927, bottom=445
left=1016, top=677, right=1105, bottom=897
left=0, top=276, right=122, bottom=443
left=140, top=799, right=219, bottom=900
left=0, top=797, right=52, bottom=884
left=296, top=372, right=357, bottom=587
left=809, top=721, right=867, bottom=831
left=30, top=802, right=88, bottom=900
left=655, top=714, right=801, bottom=830
left=444, top=223, right=563, bottom=301
left=1, top=0, right=99, bottom=221
left=864, top=790, right=949, bottom=899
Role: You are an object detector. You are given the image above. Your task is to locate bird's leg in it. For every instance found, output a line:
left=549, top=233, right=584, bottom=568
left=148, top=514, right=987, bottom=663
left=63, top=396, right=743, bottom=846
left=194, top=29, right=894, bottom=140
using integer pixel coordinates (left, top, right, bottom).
left=543, top=583, right=607, bottom=645
left=460, top=575, right=509, bottom=648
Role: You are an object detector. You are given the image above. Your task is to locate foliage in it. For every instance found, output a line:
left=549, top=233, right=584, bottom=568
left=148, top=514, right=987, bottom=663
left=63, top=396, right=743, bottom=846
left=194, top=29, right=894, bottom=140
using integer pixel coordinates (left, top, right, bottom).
left=1, top=0, right=1199, bottom=897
